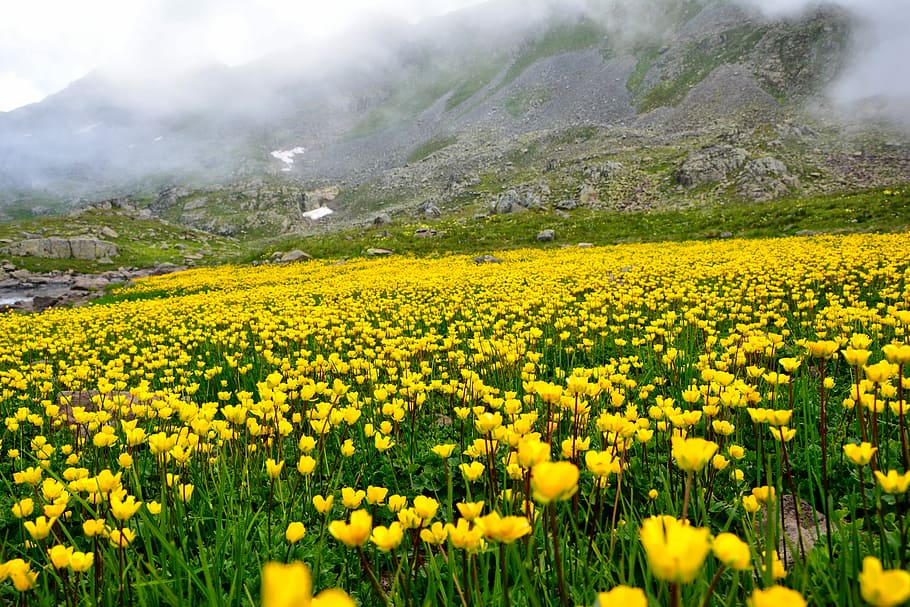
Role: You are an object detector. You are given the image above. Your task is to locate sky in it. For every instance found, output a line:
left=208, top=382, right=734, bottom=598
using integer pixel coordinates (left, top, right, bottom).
left=0, top=0, right=487, bottom=112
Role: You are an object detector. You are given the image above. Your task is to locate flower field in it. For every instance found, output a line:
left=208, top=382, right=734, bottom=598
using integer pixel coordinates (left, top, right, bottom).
left=2, top=233, right=910, bottom=606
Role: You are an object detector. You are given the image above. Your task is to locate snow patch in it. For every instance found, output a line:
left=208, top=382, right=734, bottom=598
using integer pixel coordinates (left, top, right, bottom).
left=271, top=147, right=306, bottom=170
left=153, top=136, right=164, bottom=142
left=302, top=207, right=333, bottom=220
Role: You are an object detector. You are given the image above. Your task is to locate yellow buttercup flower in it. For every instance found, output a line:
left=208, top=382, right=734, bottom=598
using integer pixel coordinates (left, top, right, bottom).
left=712, top=532, right=751, bottom=571
left=341, top=487, right=365, bottom=509
left=266, top=458, right=284, bottom=479
left=69, top=551, right=94, bottom=573
left=47, top=544, right=74, bottom=569
left=285, top=522, right=306, bottom=543
left=419, top=521, right=448, bottom=545
left=639, top=515, right=711, bottom=583
left=671, top=436, right=718, bottom=472
left=11, top=498, right=34, bottom=519
left=313, top=495, right=334, bottom=514
left=413, top=495, right=440, bottom=521
left=261, top=561, right=354, bottom=607
left=328, top=509, right=372, bottom=547
left=843, top=442, right=877, bottom=466
left=596, top=585, right=647, bottom=607
left=460, top=461, right=485, bottom=482
left=431, top=443, right=456, bottom=458
left=476, top=511, right=531, bottom=544
left=366, top=486, right=388, bottom=505
left=874, top=469, right=910, bottom=494
left=530, top=461, right=579, bottom=503
left=456, top=501, right=485, bottom=521
left=370, top=523, right=404, bottom=552
left=747, top=586, right=806, bottom=607
left=859, top=556, right=910, bottom=607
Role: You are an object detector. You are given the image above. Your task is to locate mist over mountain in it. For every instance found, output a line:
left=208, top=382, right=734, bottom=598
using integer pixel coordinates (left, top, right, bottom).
left=0, top=0, right=907, bottom=224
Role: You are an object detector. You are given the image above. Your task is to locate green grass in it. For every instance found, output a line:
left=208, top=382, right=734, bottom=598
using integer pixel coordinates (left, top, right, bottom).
left=246, top=186, right=910, bottom=263
left=445, top=59, right=508, bottom=112
left=504, top=89, right=552, bottom=118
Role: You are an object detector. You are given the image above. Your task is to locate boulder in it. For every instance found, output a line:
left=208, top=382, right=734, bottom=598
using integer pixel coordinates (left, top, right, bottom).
left=373, top=213, right=392, bottom=226
left=1, top=237, right=119, bottom=260
left=537, top=229, right=556, bottom=242
left=578, top=184, right=599, bottom=205
left=414, top=229, right=441, bottom=238
left=72, top=275, right=110, bottom=291
left=674, top=145, right=749, bottom=187
left=555, top=199, right=577, bottom=211
left=474, top=255, right=504, bottom=264
left=366, top=248, right=393, bottom=256
left=280, top=250, right=312, bottom=263
left=417, top=200, right=442, bottom=219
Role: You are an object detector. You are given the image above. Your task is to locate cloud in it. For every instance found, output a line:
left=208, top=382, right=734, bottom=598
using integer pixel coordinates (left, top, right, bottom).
left=738, top=0, right=910, bottom=103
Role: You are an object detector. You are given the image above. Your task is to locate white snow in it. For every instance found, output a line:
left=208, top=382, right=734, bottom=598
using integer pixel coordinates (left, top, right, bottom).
left=271, top=146, right=306, bottom=168
left=302, top=207, right=333, bottom=220
left=153, top=136, right=164, bottom=142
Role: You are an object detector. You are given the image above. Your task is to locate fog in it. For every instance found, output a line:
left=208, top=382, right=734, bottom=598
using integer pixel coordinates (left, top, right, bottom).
left=1, top=0, right=909, bottom=210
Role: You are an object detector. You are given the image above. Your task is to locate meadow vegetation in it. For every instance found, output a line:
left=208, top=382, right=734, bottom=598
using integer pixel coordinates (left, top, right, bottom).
left=1, top=232, right=910, bottom=606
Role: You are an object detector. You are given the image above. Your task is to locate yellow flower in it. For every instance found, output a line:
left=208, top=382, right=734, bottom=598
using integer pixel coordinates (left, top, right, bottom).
left=340, top=440, right=355, bottom=457
left=768, top=426, right=796, bottom=442
left=266, top=458, right=284, bottom=479
left=431, top=443, right=456, bottom=458
left=728, top=445, right=746, bottom=460
left=843, top=348, right=872, bottom=367
left=341, top=487, right=366, bottom=509
left=460, top=461, right=485, bottom=482
left=387, top=494, right=407, bottom=513
left=109, top=528, right=136, bottom=548
left=366, top=486, right=388, bottom=505
left=110, top=494, right=142, bottom=521
left=639, top=515, right=711, bottom=583
left=147, top=501, right=162, bottom=515
left=874, top=469, right=910, bottom=494
left=413, top=495, right=440, bottom=521
left=456, top=501, right=485, bottom=521
left=69, top=551, right=94, bottom=573
left=83, top=518, right=106, bottom=537
left=859, top=556, right=910, bottom=607
left=11, top=498, right=34, bottom=519
left=760, top=551, right=786, bottom=579
left=420, top=521, right=448, bottom=545
left=297, top=455, right=316, bottom=476
left=261, top=561, right=354, bottom=607
left=517, top=438, right=551, bottom=468
left=47, top=544, right=74, bottom=569
left=24, top=516, right=56, bottom=541
left=843, top=442, right=877, bottom=466
left=806, top=340, right=838, bottom=359
left=328, top=509, right=372, bottom=547
left=752, top=486, right=776, bottom=504
left=285, top=522, right=306, bottom=543
left=712, top=532, right=751, bottom=571
left=585, top=450, right=621, bottom=477
left=476, top=511, right=531, bottom=544
left=177, top=483, right=194, bottom=502
left=370, top=523, right=405, bottom=552
left=13, top=466, right=43, bottom=486
left=1, top=559, right=38, bottom=592
left=446, top=519, right=485, bottom=553
left=373, top=434, right=395, bottom=451
left=747, top=586, right=806, bottom=607
left=596, top=585, right=647, bottom=607
left=313, top=494, right=334, bottom=514
left=671, top=437, right=718, bottom=472
left=531, top=461, right=579, bottom=503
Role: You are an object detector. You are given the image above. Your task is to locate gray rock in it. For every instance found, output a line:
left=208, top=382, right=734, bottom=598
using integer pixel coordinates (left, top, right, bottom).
left=373, top=213, right=392, bottom=226
left=366, top=248, right=394, bottom=256
left=675, top=145, right=749, bottom=186
left=100, top=226, right=119, bottom=239
left=555, top=199, right=577, bottom=211
left=474, top=255, right=504, bottom=264
left=417, top=200, right=442, bottom=219
left=577, top=242, right=594, bottom=248
left=720, top=231, right=733, bottom=239
left=1, top=238, right=119, bottom=260
left=578, top=184, right=599, bottom=205
left=72, top=276, right=110, bottom=291
left=583, top=161, right=623, bottom=181
left=280, top=250, right=312, bottom=263
left=537, top=229, right=556, bottom=242
left=414, top=229, right=441, bottom=238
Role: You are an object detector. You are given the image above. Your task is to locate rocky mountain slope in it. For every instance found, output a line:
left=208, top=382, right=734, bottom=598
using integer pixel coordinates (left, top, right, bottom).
left=1, top=0, right=908, bottom=239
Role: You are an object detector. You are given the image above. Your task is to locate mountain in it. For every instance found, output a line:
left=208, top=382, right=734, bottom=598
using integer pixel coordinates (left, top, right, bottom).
left=1, top=0, right=908, bottom=235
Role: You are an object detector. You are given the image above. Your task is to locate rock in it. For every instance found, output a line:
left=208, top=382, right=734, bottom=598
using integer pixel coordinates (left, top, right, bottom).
left=373, top=213, right=392, bottom=226
left=137, top=209, right=153, bottom=219
left=280, top=250, right=312, bottom=263
left=366, top=248, right=393, bottom=256
left=554, top=210, right=570, bottom=219
left=674, top=145, right=749, bottom=187
left=720, top=231, right=733, bottom=239
left=583, top=161, right=623, bottom=181
left=492, top=190, right=523, bottom=214
left=1, top=237, right=119, bottom=260
left=417, top=200, right=442, bottom=219
left=555, top=199, right=577, bottom=211
left=578, top=184, right=599, bottom=205
left=474, top=255, right=504, bottom=264
left=414, top=229, right=441, bottom=238
left=537, top=229, right=556, bottom=242
left=72, top=276, right=110, bottom=291
left=577, top=242, right=594, bottom=248
left=100, top=226, right=119, bottom=239
left=737, top=156, right=799, bottom=202
left=756, top=495, right=829, bottom=566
